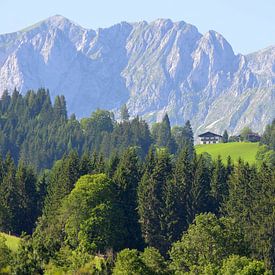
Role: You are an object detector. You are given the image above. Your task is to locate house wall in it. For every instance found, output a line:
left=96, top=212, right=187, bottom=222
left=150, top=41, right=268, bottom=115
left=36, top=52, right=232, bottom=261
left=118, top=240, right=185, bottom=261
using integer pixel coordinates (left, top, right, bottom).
left=200, top=136, right=222, bottom=144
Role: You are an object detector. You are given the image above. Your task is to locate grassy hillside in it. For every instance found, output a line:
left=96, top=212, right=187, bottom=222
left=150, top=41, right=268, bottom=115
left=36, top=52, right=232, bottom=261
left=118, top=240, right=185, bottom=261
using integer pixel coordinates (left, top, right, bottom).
left=0, top=232, right=20, bottom=252
left=195, top=142, right=259, bottom=164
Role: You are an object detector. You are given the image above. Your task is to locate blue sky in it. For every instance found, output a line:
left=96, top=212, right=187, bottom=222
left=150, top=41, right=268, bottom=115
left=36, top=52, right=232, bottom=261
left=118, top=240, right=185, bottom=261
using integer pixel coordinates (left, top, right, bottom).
left=1, top=0, right=274, bottom=54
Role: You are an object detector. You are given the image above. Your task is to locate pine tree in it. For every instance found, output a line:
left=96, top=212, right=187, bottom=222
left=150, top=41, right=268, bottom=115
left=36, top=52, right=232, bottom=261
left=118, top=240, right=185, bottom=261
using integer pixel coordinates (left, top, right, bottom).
left=0, top=154, right=18, bottom=233
left=138, top=148, right=173, bottom=254
left=222, top=130, right=229, bottom=143
left=210, top=155, right=228, bottom=215
left=173, top=149, right=193, bottom=233
left=161, top=179, right=180, bottom=253
left=137, top=148, right=158, bottom=246
left=154, top=114, right=176, bottom=153
left=53, top=96, right=67, bottom=120
left=15, top=161, right=38, bottom=234
left=182, top=120, right=195, bottom=157
left=186, top=154, right=211, bottom=225
left=79, top=152, right=92, bottom=176
left=114, top=148, right=143, bottom=249
left=43, top=151, right=80, bottom=217
left=223, top=161, right=275, bottom=273
left=120, top=104, right=130, bottom=121
left=107, top=152, right=120, bottom=178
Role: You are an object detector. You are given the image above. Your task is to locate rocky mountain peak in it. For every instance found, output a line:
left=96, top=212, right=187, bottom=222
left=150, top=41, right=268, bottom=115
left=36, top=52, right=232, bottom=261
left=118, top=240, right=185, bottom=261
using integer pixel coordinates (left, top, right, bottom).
left=0, top=16, right=274, bottom=136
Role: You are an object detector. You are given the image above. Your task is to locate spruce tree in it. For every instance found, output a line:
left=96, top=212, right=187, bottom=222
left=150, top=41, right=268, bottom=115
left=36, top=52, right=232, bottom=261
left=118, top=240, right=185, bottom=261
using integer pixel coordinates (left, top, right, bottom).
left=161, top=179, right=180, bottom=253
left=120, top=104, right=130, bottom=121
left=154, top=114, right=176, bottom=153
left=0, top=154, right=18, bottom=233
left=79, top=152, right=92, bottom=176
left=43, top=151, right=80, bottom=217
left=114, top=148, right=143, bottom=249
left=138, top=148, right=173, bottom=254
left=210, top=155, right=228, bottom=215
left=173, top=149, right=193, bottom=233
left=223, top=161, right=275, bottom=273
left=182, top=120, right=195, bottom=157
left=137, top=148, right=158, bottom=247
left=186, top=154, right=211, bottom=225
left=222, top=130, right=229, bottom=143
left=15, top=161, right=38, bottom=234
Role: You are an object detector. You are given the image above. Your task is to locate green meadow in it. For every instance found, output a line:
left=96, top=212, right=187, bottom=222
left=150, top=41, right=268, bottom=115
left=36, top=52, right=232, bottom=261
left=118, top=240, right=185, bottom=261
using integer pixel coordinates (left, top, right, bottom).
left=195, top=142, right=259, bottom=164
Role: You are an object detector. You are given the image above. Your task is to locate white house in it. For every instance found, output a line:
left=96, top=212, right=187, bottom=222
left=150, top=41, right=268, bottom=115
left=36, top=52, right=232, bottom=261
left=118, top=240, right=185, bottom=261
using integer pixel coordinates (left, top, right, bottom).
left=198, top=131, right=223, bottom=144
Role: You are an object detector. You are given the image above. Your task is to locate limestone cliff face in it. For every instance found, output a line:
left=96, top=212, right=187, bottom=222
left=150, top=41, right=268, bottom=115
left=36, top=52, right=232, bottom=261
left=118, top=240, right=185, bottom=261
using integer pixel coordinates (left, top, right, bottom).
left=0, top=15, right=274, bottom=135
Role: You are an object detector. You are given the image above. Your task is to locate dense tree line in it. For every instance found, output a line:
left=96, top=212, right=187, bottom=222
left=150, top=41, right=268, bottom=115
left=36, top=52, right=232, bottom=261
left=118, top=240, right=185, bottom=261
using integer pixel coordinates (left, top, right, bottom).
left=1, top=148, right=269, bottom=274
left=0, top=89, right=194, bottom=171
left=0, top=90, right=273, bottom=274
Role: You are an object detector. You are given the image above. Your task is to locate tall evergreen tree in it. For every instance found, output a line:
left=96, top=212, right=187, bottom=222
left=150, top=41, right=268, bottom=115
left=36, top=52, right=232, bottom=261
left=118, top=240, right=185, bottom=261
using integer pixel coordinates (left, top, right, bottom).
left=15, top=161, right=38, bottom=234
left=43, top=151, right=80, bottom=217
left=222, top=130, right=229, bottom=143
left=138, top=148, right=173, bottom=254
left=182, top=120, right=194, bottom=157
left=0, top=154, right=18, bottom=233
left=173, top=149, right=193, bottom=234
left=223, top=161, right=275, bottom=273
left=186, top=154, right=212, bottom=225
left=120, top=104, right=130, bottom=121
left=210, top=156, right=228, bottom=215
left=114, top=148, right=143, bottom=249
left=153, top=114, right=176, bottom=153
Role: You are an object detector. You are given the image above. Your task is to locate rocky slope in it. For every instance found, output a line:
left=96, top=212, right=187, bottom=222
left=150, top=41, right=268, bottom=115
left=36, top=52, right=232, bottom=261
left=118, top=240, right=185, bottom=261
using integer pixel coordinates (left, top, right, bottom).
left=0, top=15, right=274, bottom=135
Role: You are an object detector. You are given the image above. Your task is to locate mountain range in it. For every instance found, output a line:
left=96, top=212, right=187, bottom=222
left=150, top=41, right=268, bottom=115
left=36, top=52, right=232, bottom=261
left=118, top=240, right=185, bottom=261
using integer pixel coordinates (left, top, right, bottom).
left=0, top=15, right=274, bottom=136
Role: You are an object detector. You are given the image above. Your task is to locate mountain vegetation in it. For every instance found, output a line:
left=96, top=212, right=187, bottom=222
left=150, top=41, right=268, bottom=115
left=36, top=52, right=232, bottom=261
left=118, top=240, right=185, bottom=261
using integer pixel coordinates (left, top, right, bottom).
left=0, top=90, right=273, bottom=274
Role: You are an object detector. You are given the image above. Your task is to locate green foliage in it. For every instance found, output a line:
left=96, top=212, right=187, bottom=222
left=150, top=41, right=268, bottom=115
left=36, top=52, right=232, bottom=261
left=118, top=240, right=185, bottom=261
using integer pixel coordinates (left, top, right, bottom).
left=0, top=89, right=273, bottom=274
left=220, top=255, right=271, bottom=275
left=186, top=154, right=211, bottom=224
left=210, top=156, right=229, bottom=214
left=12, top=235, right=44, bottom=275
left=240, top=126, right=253, bottom=141
left=152, top=114, right=177, bottom=153
left=223, top=161, right=275, bottom=273
left=141, top=247, right=169, bottom=274
left=0, top=90, right=154, bottom=171
left=113, top=148, right=143, bottom=249
left=171, top=120, right=194, bottom=156
left=0, top=233, right=20, bottom=252
left=256, top=145, right=275, bottom=167
left=169, top=213, right=248, bottom=273
left=260, top=119, right=275, bottom=150
left=120, top=104, right=130, bottom=121
left=138, top=149, right=174, bottom=254
left=0, top=155, right=39, bottom=235
left=113, top=249, right=149, bottom=275
left=62, top=174, right=125, bottom=253
left=222, top=129, right=229, bottom=143
left=0, top=235, right=12, bottom=273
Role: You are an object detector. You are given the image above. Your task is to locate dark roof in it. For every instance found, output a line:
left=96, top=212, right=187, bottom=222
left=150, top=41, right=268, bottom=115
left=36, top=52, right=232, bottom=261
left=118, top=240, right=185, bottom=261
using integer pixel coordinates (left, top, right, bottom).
left=198, top=131, right=222, bottom=138
left=247, top=133, right=261, bottom=137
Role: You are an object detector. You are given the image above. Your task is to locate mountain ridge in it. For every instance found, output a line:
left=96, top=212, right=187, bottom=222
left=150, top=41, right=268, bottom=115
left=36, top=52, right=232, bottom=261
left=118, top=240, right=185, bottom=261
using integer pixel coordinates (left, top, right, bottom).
left=0, top=15, right=274, bottom=136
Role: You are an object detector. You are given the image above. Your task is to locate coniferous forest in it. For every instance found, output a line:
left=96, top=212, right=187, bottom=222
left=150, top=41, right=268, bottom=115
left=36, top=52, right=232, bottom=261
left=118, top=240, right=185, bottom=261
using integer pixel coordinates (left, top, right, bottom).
left=0, top=89, right=274, bottom=274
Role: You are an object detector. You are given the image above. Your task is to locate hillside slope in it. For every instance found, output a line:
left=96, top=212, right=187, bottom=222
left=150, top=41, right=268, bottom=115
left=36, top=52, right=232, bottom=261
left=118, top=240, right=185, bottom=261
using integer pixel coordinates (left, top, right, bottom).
left=0, top=233, right=20, bottom=252
left=196, top=142, right=259, bottom=164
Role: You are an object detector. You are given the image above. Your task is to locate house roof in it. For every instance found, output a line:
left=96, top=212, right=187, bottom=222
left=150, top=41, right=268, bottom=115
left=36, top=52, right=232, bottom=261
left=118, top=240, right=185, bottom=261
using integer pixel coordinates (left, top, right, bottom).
left=198, top=131, right=222, bottom=138
left=247, top=133, right=261, bottom=137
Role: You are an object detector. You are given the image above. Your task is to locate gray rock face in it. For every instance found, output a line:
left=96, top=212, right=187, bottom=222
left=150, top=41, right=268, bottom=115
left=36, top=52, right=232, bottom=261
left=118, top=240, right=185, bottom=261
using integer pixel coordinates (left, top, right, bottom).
left=0, top=15, right=274, bottom=135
